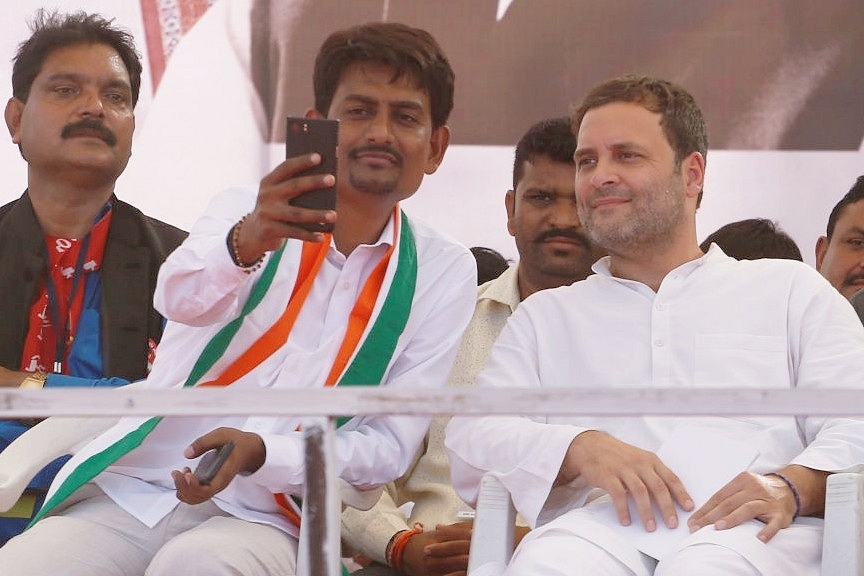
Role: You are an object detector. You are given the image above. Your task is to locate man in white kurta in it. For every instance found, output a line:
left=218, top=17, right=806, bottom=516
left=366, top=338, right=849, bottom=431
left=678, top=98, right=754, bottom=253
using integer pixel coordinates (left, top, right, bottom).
left=446, top=75, right=864, bottom=576
left=0, top=21, right=476, bottom=576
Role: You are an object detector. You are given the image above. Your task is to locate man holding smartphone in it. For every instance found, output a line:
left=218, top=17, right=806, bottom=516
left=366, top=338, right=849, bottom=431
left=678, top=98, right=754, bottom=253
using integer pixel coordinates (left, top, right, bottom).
left=0, top=22, right=475, bottom=576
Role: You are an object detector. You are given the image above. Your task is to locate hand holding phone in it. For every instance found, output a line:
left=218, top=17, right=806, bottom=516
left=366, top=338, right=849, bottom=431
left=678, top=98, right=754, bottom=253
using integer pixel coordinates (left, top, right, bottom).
left=193, top=441, right=235, bottom=485
left=285, top=116, right=339, bottom=232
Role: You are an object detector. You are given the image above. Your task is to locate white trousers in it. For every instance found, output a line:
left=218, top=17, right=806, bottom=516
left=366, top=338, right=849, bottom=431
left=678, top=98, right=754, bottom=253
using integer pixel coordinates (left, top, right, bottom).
left=0, top=484, right=298, bottom=576
left=505, top=506, right=821, bottom=576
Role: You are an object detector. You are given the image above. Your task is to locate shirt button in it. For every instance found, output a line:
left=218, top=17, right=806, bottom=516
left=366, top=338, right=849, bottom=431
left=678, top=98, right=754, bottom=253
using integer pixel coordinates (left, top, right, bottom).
left=342, top=281, right=351, bottom=289
left=655, top=303, right=665, bottom=311
left=654, top=339, right=664, bottom=347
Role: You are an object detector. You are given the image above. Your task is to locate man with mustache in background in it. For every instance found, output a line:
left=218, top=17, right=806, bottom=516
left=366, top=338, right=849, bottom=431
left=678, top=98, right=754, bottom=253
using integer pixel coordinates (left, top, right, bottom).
left=0, top=10, right=185, bottom=544
left=816, top=177, right=864, bottom=294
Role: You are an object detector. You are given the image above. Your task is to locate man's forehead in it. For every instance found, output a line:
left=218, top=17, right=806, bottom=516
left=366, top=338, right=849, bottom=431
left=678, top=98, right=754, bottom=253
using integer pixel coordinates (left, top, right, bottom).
left=576, top=103, right=667, bottom=151
left=38, top=43, right=129, bottom=80
left=835, top=200, right=864, bottom=232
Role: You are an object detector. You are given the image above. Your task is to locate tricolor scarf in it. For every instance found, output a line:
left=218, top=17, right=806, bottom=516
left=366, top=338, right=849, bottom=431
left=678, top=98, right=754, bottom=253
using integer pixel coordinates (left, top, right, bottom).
left=31, top=209, right=417, bottom=529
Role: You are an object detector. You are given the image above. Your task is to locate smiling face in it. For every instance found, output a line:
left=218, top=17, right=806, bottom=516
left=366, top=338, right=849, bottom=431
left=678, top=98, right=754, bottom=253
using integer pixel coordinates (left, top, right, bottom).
left=816, top=200, right=864, bottom=299
left=573, top=102, right=702, bottom=257
left=5, top=42, right=135, bottom=185
left=323, top=62, right=449, bottom=204
left=506, top=154, right=600, bottom=296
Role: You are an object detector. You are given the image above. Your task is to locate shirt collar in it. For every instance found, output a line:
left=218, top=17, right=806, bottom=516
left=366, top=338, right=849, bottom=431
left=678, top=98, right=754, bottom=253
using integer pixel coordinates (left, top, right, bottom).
left=478, top=264, right=521, bottom=312
left=592, top=244, right=727, bottom=284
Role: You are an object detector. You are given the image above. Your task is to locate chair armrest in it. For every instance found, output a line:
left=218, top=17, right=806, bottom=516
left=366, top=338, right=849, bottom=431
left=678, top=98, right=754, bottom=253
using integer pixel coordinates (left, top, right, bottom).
left=467, top=473, right=516, bottom=576
left=0, top=415, right=120, bottom=511
left=0, top=380, right=146, bottom=512
left=822, top=471, right=864, bottom=576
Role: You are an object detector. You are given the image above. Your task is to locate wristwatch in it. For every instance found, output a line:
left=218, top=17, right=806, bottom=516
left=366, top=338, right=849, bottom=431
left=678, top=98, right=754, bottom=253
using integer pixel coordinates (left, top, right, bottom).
left=19, top=371, right=48, bottom=389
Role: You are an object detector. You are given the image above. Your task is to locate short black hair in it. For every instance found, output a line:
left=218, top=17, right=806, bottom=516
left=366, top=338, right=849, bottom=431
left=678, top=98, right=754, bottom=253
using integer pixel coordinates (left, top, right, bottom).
left=313, top=22, right=454, bottom=129
left=700, top=218, right=802, bottom=261
left=12, top=9, right=142, bottom=107
left=512, top=117, right=576, bottom=189
left=470, top=246, right=510, bottom=285
left=826, top=176, right=864, bottom=239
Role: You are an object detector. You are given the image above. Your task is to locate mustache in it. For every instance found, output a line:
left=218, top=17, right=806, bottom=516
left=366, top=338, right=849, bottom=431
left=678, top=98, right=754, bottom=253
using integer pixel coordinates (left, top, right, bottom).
left=535, top=227, right=590, bottom=245
left=61, top=119, right=117, bottom=146
left=587, top=187, right=632, bottom=202
left=844, top=273, right=864, bottom=286
left=349, top=144, right=403, bottom=166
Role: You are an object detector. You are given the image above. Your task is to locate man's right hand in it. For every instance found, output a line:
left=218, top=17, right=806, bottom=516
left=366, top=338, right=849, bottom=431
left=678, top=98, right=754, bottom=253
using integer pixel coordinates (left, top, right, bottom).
left=234, top=154, right=337, bottom=263
left=558, top=430, right=694, bottom=532
left=401, top=521, right=472, bottom=576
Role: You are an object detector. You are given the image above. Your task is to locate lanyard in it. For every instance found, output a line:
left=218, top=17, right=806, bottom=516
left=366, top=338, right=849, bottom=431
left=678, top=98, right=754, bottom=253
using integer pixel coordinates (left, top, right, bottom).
left=43, top=233, right=92, bottom=374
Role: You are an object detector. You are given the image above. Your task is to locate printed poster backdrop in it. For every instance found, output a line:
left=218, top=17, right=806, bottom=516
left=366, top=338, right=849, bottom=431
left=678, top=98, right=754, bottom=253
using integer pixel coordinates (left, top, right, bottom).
left=2, top=0, right=862, bottom=265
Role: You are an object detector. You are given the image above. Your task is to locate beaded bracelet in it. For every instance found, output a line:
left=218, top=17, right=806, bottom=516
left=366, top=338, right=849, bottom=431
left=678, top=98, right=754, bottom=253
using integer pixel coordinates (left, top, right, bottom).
left=386, top=524, right=424, bottom=573
left=226, top=213, right=265, bottom=273
left=767, top=472, right=802, bottom=519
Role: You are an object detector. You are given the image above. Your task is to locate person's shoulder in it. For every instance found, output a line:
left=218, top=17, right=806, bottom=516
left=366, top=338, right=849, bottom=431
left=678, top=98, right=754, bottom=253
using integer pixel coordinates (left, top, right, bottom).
left=404, top=213, right=472, bottom=262
left=717, top=255, right=820, bottom=282
left=0, top=193, right=27, bottom=221
left=112, top=198, right=188, bottom=247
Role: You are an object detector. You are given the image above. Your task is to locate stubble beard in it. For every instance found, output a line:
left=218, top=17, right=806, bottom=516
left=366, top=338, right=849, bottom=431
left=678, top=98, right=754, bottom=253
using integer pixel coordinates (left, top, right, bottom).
left=581, top=181, right=686, bottom=255
left=348, top=167, right=399, bottom=196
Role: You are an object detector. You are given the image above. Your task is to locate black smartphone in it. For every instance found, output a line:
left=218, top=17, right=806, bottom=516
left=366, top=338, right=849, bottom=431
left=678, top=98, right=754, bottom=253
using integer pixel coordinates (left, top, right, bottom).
left=193, top=441, right=235, bottom=485
left=285, top=116, right=339, bottom=232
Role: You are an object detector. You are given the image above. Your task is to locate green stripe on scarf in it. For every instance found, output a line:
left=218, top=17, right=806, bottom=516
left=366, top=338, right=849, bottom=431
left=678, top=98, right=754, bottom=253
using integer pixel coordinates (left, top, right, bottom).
left=32, top=245, right=286, bottom=525
left=32, top=215, right=417, bottom=525
left=334, top=211, right=417, bottom=426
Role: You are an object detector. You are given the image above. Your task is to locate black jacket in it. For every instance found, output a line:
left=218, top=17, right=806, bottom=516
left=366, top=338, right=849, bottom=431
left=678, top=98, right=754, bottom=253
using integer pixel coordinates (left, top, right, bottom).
left=0, top=192, right=187, bottom=381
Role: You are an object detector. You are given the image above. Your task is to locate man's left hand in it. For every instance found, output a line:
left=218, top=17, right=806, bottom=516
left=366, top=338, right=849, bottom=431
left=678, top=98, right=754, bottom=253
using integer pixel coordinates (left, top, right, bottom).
left=687, top=465, right=826, bottom=542
left=171, top=427, right=265, bottom=505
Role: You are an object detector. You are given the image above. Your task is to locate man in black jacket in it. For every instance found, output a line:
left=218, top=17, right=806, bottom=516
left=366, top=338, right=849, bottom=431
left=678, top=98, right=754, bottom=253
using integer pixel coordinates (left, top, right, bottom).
left=0, top=10, right=185, bottom=543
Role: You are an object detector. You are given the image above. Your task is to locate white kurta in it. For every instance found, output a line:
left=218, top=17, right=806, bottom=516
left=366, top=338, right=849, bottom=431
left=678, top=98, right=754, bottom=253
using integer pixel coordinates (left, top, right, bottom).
left=446, top=246, right=864, bottom=572
left=49, top=186, right=477, bottom=538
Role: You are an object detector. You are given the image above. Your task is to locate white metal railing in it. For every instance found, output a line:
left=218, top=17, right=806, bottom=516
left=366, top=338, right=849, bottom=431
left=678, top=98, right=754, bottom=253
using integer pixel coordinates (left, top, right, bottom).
left=4, top=387, right=864, bottom=418
left=3, top=386, right=863, bottom=576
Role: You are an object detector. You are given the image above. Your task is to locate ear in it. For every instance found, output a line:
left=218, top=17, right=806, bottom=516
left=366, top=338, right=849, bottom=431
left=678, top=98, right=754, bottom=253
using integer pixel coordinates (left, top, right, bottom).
left=424, top=125, right=450, bottom=175
left=505, top=189, right=517, bottom=237
left=5, top=97, right=23, bottom=142
left=305, top=107, right=324, bottom=120
left=815, top=236, right=829, bottom=271
left=680, top=151, right=706, bottom=201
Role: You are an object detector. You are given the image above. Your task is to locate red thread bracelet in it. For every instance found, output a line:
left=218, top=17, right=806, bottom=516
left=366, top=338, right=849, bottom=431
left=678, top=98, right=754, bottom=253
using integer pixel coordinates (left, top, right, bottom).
left=387, top=525, right=424, bottom=573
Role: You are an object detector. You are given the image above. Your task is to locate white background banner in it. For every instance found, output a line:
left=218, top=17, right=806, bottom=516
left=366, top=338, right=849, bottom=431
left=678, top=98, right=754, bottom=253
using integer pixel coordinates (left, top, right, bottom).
left=2, top=0, right=862, bottom=265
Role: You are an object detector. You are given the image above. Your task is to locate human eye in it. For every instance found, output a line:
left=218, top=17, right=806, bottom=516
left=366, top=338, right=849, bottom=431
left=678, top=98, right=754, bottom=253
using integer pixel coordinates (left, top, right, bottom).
left=344, top=105, right=372, bottom=118
left=617, top=149, right=641, bottom=161
left=575, top=156, right=596, bottom=171
left=397, top=110, right=420, bottom=125
left=52, top=84, right=77, bottom=97
left=104, top=90, right=130, bottom=105
left=847, top=237, right=864, bottom=249
left=527, top=190, right=554, bottom=204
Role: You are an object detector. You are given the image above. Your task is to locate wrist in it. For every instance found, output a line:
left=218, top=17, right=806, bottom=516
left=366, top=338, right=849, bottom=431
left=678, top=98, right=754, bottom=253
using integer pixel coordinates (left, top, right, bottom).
left=766, top=471, right=802, bottom=519
left=386, top=525, right=424, bottom=574
left=226, top=213, right=265, bottom=273
left=19, top=371, right=48, bottom=389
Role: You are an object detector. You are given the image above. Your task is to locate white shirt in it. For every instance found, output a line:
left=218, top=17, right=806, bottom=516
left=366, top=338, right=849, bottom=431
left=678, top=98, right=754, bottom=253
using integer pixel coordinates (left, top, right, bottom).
left=446, top=246, right=864, bottom=528
left=73, top=186, right=477, bottom=536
